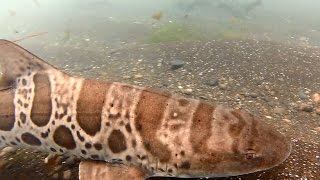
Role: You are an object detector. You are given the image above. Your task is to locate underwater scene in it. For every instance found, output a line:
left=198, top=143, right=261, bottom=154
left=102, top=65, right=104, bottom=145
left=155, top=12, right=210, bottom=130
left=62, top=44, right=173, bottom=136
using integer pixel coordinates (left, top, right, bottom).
left=0, top=0, right=319, bottom=179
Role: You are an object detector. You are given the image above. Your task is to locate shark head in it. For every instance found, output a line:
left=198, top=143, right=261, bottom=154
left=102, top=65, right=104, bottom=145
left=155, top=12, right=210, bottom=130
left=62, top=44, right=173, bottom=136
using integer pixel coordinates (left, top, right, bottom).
left=176, top=108, right=291, bottom=177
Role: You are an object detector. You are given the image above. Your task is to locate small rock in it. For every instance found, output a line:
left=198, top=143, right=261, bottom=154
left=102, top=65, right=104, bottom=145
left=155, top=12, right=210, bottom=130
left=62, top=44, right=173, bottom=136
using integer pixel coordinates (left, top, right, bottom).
left=52, top=173, right=59, bottom=179
left=265, top=116, right=272, bottom=119
left=54, top=165, right=63, bottom=172
left=312, top=93, right=320, bottom=103
left=181, top=88, right=193, bottom=95
left=63, top=170, right=72, bottom=179
left=206, top=79, right=219, bottom=86
left=261, top=96, right=272, bottom=102
left=122, top=75, right=131, bottom=79
left=314, top=127, right=320, bottom=132
left=270, top=90, right=276, bottom=96
left=273, top=107, right=286, bottom=115
left=0, top=147, right=15, bottom=157
left=248, top=92, right=258, bottom=98
left=299, top=103, right=313, bottom=112
left=316, top=107, right=320, bottom=115
left=219, top=84, right=227, bottom=90
left=134, top=74, right=143, bottom=79
left=298, top=91, right=308, bottom=100
left=282, top=119, right=291, bottom=123
left=44, top=154, right=58, bottom=164
left=170, top=60, right=185, bottom=70
left=200, top=96, right=208, bottom=100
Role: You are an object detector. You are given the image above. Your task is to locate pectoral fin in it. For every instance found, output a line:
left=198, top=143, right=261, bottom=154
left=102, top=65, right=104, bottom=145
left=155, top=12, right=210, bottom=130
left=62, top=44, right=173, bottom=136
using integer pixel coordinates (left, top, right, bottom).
left=79, top=160, right=148, bottom=180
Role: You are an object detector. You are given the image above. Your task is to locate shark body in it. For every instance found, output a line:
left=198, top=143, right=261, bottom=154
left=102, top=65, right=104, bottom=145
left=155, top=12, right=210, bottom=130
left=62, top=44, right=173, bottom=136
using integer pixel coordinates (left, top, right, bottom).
left=0, top=39, right=291, bottom=179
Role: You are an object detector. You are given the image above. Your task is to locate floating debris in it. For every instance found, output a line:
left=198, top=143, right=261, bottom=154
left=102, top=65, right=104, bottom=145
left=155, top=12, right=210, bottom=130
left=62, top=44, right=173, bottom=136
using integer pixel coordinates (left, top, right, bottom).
left=152, top=11, right=163, bottom=21
left=12, top=32, right=48, bottom=42
left=8, top=10, right=16, bottom=16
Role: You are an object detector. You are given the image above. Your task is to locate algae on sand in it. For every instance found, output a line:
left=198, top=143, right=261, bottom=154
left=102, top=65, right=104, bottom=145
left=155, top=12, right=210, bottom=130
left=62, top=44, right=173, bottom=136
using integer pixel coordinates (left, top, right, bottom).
left=147, top=23, right=197, bottom=43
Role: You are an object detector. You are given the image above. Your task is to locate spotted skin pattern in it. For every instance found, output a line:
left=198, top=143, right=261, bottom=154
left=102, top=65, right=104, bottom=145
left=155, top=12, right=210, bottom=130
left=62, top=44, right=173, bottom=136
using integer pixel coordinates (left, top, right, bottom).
left=0, top=40, right=291, bottom=179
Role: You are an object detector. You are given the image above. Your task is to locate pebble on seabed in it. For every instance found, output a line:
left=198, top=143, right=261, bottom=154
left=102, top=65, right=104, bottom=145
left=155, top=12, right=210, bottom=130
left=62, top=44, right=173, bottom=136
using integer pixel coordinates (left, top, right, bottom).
left=312, top=93, right=320, bottom=103
left=299, top=103, right=313, bottom=112
left=63, top=169, right=72, bottom=179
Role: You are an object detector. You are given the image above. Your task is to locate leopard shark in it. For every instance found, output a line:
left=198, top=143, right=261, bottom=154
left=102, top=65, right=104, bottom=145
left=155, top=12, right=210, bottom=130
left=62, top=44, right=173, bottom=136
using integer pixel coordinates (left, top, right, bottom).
left=0, top=39, right=291, bottom=179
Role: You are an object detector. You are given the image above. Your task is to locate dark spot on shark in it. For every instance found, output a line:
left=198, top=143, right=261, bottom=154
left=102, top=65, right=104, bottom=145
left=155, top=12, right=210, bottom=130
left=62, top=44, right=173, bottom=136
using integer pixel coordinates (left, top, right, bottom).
left=125, top=111, right=130, bottom=119
left=11, top=141, right=17, bottom=146
left=180, top=161, right=191, bottom=169
left=94, top=143, right=102, bottom=151
left=178, top=98, right=189, bottom=106
left=108, top=129, right=127, bottom=153
left=132, top=139, right=136, bottom=148
left=53, top=125, right=76, bottom=150
left=58, top=113, right=65, bottom=119
left=67, top=116, right=72, bottom=122
left=119, top=121, right=124, bottom=126
left=23, top=103, right=28, bottom=108
left=180, top=151, right=185, bottom=156
left=22, top=78, right=27, bottom=86
left=21, top=132, right=42, bottom=146
left=77, top=80, right=110, bottom=136
left=91, top=155, right=99, bottom=159
left=106, top=122, right=110, bottom=126
left=108, top=113, right=121, bottom=120
left=81, top=150, right=87, bottom=155
left=50, top=147, right=57, bottom=152
left=31, top=73, right=52, bottom=127
left=52, top=121, right=55, bottom=125
left=125, top=123, right=132, bottom=133
left=15, top=137, right=21, bottom=142
left=126, top=155, right=132, bottom=161
left=135, top=122, right=142, bottom=131
left=71, top=124, right=75, bottom=129
left=85, top=143, right=92, bottom=149
left=20, top=112, right=26, bottom=123
left=144, top=142, right=151, bottom=151
left=41, top=132, right=48, bottom=138
left=76, top=131, right=85, bottom=142
left=54, top=112, right=58, bottom=119
left=17, top=99, right=23, bottom=106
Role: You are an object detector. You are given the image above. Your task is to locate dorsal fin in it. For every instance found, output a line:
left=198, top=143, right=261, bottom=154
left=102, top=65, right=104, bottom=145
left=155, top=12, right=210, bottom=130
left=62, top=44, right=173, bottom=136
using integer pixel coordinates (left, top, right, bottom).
left=0, top=39, right=57, bottom=90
